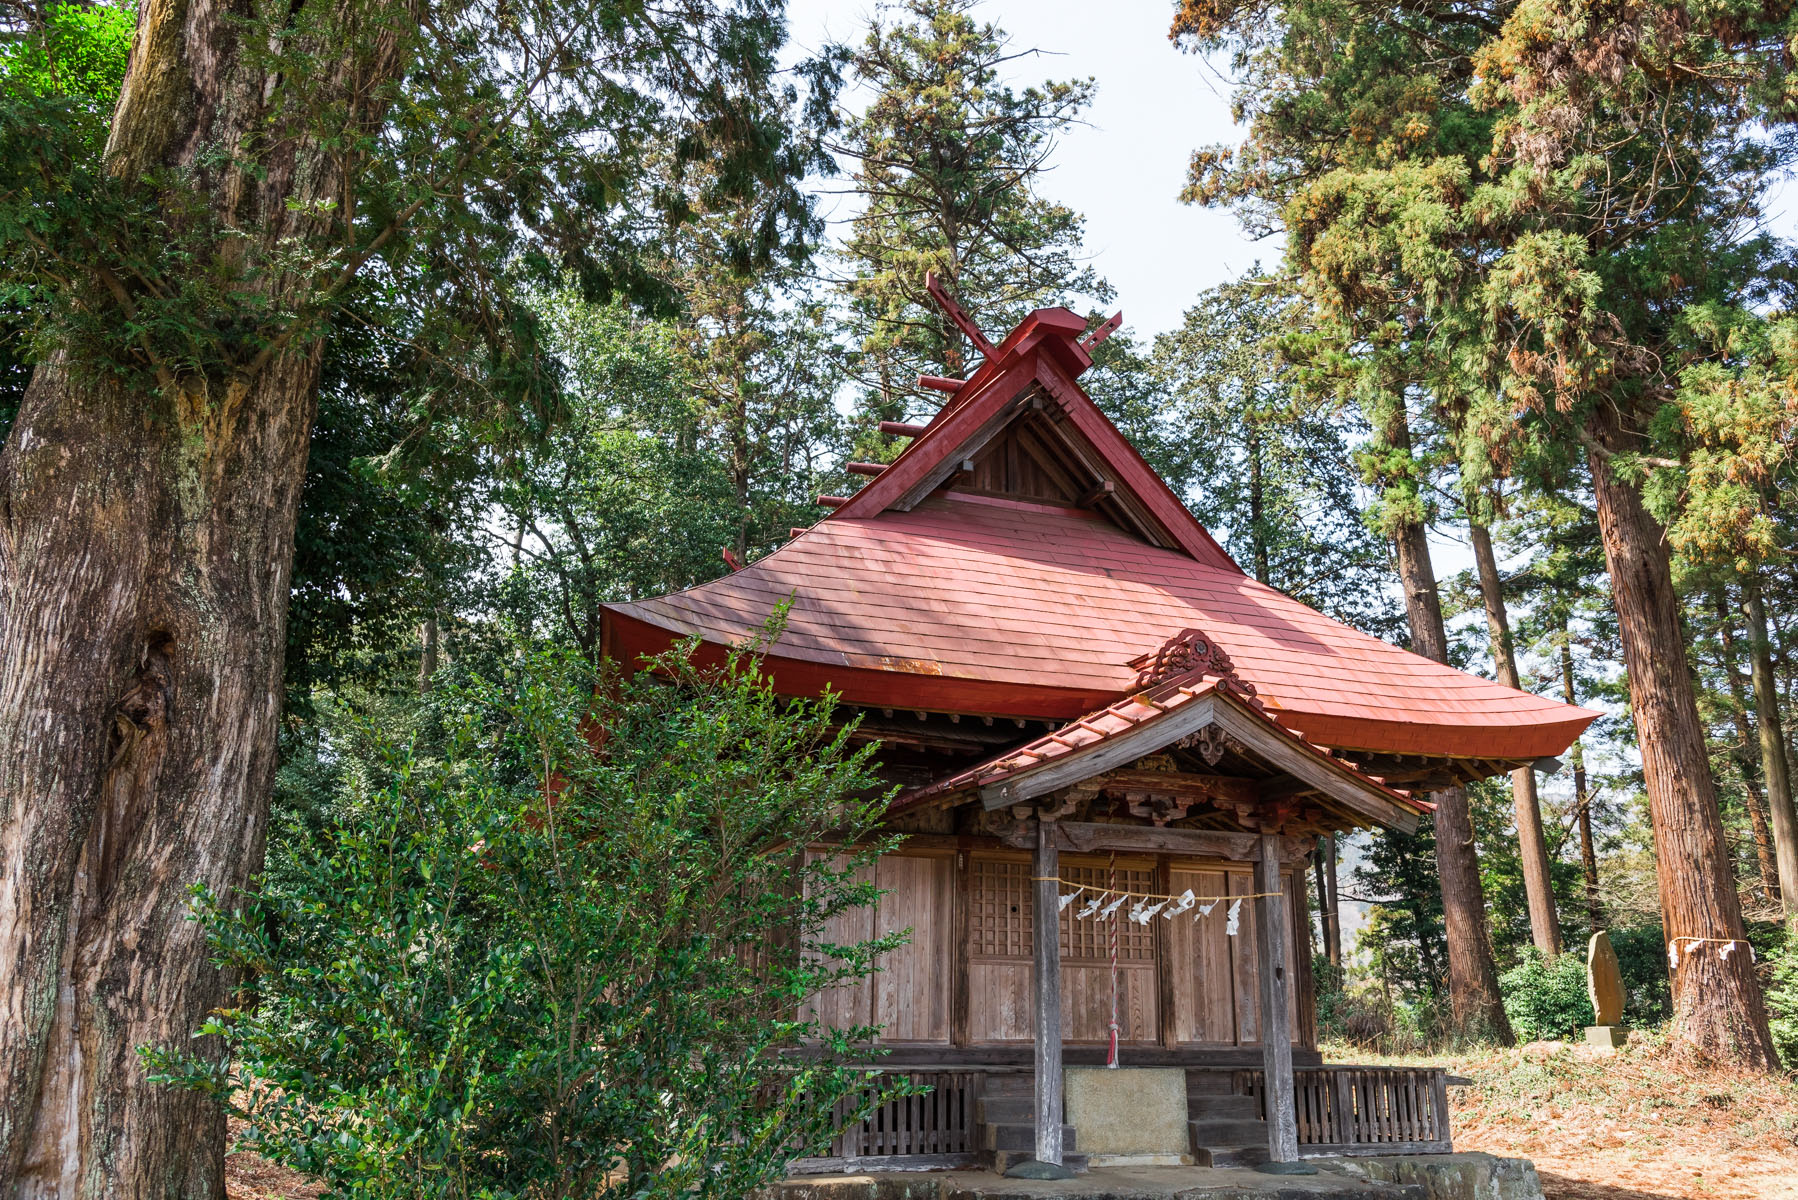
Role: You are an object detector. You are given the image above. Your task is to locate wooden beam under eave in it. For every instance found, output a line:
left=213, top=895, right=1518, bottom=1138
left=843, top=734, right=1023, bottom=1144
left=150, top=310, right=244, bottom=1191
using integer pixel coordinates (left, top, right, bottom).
left=1053, top=821, right=1312, bottom=862
left=1209, top=704, right=1422, bottom=835
left=979, top=693, right=1220, bottom=809
left=1076, top=480, right=1115, bottom=509
left=1093, top=768, right=1258, bottom=805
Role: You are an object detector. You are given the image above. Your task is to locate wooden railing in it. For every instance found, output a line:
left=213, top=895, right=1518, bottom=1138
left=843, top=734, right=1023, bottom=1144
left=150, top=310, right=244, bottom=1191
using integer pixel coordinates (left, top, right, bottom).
left=1236, top=1065, right=1453, bottom=1156
left=788, top=1070, right=985, bottom=1174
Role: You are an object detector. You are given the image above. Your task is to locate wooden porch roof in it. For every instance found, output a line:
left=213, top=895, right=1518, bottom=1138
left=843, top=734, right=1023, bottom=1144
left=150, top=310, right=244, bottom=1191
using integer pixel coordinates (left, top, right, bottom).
left=896, top=667, right=1428, bottom=834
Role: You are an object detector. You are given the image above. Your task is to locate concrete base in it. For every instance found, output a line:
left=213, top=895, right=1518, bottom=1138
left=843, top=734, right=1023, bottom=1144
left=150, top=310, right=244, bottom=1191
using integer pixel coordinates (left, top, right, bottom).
left=1256, top=1160, right=1321, bottom=1175
left=1002, top=1160, right=1078, bottom=1181
left=1583, top=1025, right=1626, bottom=1050
left=1086, top=1153, right=1188, bottom=1168
left=1064, top=1067, right=1189, bottom=1161
left=1317, top=1153, right=1544, bottom=1200
left=762, top=1154, right=1544, bottom=1200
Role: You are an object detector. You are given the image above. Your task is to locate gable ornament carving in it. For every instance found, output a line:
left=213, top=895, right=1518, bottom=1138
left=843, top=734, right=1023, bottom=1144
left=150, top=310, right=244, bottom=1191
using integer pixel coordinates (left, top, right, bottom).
left=1128, top=627, right=1267, bottom=715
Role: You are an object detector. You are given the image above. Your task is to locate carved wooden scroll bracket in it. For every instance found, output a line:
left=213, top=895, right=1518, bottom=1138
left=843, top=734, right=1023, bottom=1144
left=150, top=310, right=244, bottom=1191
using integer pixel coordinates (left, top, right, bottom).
left=1127, top=627, right=1267, bottom=714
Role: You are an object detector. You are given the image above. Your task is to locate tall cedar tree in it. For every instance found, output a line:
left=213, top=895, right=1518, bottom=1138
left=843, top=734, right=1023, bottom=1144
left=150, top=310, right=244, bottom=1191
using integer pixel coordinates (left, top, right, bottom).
left=1466, top=488, right=1562, bottom=959
left=835, top=0, right=1106, bottom=438
left=663, top=155, right=849, bottom=563
left=0, top=0, right=833, bottom=1191
left=1139, top=272, right=1400, bottom=639
left=1172, top=0, right=1791, bottom=1066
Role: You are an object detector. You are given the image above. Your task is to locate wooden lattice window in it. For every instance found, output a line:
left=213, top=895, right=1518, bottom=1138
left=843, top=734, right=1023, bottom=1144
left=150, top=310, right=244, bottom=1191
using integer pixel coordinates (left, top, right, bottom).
left=968, top=856, right=1160, bottom=964
left=1059, top=862, right=1156, bottom=962
left=969, top=857, right=1031, bottom=958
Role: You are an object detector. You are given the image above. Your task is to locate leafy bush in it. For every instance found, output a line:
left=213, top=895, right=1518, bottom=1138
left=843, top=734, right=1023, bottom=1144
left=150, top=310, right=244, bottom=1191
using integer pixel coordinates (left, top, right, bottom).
left=1500, top=949, right=1594, bottom=1041
left=1605, top=925, right=1673, bottom=1026
left=1763, top=927, right=1798, bottom=1069
left=149, top=642, right=904, bottom=1199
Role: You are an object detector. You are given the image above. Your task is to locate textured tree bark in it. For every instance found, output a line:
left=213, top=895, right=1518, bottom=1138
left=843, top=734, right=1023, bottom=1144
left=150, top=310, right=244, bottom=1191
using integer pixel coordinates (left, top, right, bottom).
left=1391, top=517, right=1514, bottom=1044
left=0, top=0, right=408, bottom=1192
left=1743, top=580, right=1798, bottom=921
left=1557, top=630, right=1604, bottom=928
left=1714, top=592, right=1783, bottom=902
left=1586, top=407, right=1776, bottom=1068
left=1468, top=519, right=1561, bottom=957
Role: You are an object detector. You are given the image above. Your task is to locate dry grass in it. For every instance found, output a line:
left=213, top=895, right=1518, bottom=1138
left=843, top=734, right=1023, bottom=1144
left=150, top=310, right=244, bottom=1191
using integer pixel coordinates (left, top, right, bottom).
left=1327, top=1036, right=1798, bottom=1200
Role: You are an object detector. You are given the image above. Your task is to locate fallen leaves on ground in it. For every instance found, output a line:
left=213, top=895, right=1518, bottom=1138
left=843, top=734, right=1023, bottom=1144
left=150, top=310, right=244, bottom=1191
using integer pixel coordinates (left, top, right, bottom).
left=225, top=1119, right=322, bottom=1200
left=1336, top=1037, right=1798, bottom=1200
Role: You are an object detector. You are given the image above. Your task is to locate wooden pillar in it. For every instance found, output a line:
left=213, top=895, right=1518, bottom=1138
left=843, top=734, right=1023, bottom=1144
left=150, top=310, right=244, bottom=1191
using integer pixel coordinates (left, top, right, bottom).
left=1033, top=817, right=1064, bottom=1165
left=1256, top=835, right=1300, bottom=1163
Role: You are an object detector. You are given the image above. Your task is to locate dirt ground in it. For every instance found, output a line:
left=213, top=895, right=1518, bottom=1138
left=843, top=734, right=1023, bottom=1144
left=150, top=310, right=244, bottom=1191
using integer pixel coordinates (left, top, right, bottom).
left=224, top=1121, right=320, bottom=1200
left=1426, top=1039, right=1798, bottom=1200
left=222, top=1042, right=1798, bottom=1199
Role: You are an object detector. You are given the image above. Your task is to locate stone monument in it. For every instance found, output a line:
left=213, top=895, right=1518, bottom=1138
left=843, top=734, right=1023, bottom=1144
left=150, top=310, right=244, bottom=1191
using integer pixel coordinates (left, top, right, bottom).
left=1584, top=930, right=1627, bottom=1049
left=1064, top=1067, right=1190, bottom=1166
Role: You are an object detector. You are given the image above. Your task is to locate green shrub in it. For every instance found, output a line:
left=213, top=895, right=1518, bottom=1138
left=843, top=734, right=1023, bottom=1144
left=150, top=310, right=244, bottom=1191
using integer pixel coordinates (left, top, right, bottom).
left=1500, top=948, right=1594, bottom=1041
left=148, top=641, right=905, bottom=1199
left=1605, top=925, right=1672, bottom=1026
left=1764, top=927, right=1798, bottom=1069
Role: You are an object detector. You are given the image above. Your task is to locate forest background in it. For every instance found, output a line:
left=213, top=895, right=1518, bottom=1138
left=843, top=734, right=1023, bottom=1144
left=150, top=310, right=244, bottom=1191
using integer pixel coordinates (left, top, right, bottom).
left=5, top=0, right=1798, bottom=1193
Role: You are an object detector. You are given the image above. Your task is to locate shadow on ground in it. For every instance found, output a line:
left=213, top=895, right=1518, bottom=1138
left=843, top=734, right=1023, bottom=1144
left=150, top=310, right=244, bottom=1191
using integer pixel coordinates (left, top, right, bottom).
left=1537, top=1171, right=1685, bottom=1200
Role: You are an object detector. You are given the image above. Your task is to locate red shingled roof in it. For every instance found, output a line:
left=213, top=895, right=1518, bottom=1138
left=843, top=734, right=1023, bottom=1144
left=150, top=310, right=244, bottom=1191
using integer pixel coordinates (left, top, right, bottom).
left=602, top=302, right=1599, bottom=764
left=604, top=492, right=1598, bottom=760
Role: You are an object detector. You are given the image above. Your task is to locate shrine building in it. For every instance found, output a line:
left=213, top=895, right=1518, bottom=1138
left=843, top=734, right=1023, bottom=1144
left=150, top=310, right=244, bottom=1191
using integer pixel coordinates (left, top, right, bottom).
left=601, top=287, right=1598, bottom=1175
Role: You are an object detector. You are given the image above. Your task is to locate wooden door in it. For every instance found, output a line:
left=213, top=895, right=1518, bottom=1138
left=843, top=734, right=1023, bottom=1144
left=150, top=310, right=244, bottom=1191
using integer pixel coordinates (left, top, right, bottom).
left=963, top=852, right=1160, bottom=1045
left=873, top=852, right=954, bottom=1043
left=1166, top=862, right=1301, bottom=1045
left=1058, top=858, right=1158, bottom=1044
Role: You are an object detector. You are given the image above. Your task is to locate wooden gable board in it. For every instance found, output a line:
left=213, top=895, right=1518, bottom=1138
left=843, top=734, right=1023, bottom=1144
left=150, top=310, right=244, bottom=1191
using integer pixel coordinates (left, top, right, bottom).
left=829, top=315, right=1241, bottom=573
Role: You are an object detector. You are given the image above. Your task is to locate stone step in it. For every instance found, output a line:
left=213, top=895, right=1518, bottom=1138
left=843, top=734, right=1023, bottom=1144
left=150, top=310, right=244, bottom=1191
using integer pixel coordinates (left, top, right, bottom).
left=1185, top=1093, right=1259, bottom=1120
left=983, top=1121, right=1078, bottom=1153
left=975, top=1095, right=1035, bottom=1124
left=1184, top=1071, right=1239, bottom=1095
left=989, top=1148, right=1091, bottom=1175
left=1189, top=1117, right=1270, bottom=1145
left=1193, top=1142, right=1270, bottom=1168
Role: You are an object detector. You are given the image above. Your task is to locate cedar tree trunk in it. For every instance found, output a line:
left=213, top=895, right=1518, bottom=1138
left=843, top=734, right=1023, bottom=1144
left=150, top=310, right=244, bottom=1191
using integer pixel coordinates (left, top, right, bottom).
left=1558, top=636, right=1604, bottom=928
left=1744, top=579, right=1798, bottom=920
left=1313, top=835, right=1341, bottom=965
left=1469, top=519, right=1561, bottom=957
left=1391, top=518, right=1514, bottom=1043
left=0, top=0, right=408, bottom=1193
left=1586, top=407, right=1776, bottom=1068
left=1714, top=591, right=1783, bottom=902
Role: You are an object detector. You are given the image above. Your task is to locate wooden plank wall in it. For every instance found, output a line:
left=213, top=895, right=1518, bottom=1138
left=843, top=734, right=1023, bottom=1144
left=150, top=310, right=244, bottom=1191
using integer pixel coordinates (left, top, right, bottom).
left=808, top=847, right=1318, bottom=1050
left=807, top=851, right=955, bottom=1043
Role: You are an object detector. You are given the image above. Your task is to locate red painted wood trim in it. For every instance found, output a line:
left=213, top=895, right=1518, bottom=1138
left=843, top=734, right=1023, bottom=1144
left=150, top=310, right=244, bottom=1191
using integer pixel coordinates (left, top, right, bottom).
left=600, top=608, right=1595, bottom=761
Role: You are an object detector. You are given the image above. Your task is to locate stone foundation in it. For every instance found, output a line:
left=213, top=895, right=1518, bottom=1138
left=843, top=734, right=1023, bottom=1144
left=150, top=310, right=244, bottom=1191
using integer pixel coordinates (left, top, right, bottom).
left=1318, top=1154, right=1544, bottom=1200
left=760, top=1153, right=1543, bottom=1200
